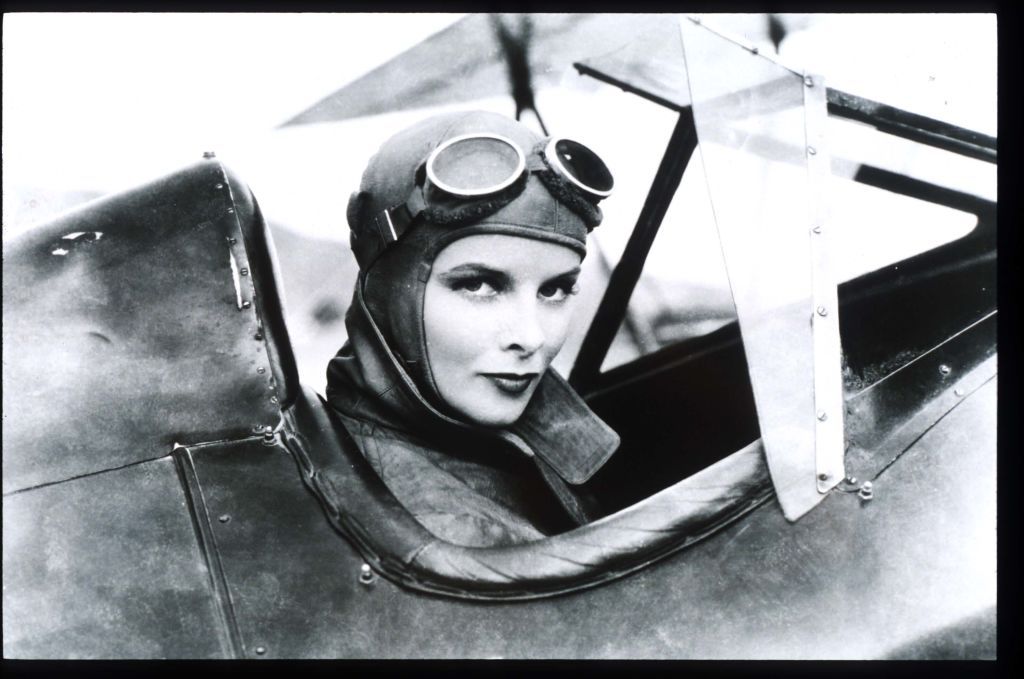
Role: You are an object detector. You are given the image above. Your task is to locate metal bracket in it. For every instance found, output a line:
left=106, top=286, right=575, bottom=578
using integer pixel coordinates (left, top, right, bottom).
left=804, top=73, right=846, bottom=494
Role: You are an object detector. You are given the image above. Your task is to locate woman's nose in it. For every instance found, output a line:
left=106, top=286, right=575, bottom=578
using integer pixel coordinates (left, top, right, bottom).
left=501, top=298, right=545, bottom=357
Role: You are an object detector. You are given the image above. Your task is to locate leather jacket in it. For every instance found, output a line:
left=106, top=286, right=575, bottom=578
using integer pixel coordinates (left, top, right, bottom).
left=325, top=280, right=620, bottom=547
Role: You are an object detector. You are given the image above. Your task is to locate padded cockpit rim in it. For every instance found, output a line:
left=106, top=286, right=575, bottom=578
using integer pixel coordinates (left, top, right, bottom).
left=222, top=164, right=300, bottom=409
left=283, top=386, right=774, bottom=600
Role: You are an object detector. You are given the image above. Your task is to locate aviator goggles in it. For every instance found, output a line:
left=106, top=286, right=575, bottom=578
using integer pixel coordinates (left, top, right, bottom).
left=358, top=133, right=614, bottom=265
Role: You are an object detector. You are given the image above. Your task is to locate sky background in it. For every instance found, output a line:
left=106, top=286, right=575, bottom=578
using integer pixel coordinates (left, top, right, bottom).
left=2, top=13, right=998, bottom=388
left=3, top=12, right=996, bottom=238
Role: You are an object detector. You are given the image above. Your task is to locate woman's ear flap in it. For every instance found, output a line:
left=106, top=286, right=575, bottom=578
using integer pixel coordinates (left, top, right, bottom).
left=347, top=190, right=369, bottom=232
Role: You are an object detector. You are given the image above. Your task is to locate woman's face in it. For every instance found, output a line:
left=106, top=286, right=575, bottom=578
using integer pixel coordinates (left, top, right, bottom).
left=423, top=234, right=582, bottom=427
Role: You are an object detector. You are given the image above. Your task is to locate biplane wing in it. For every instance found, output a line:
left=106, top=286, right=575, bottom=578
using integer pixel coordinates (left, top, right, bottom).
left=281, top=14, right=654, bottom=125
left=281, top=13, right=808, bottom=127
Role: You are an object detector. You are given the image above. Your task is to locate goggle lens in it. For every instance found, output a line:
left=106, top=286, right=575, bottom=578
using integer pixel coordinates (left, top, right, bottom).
left=426, top=134, right=525, bottom=196
left=548, top=138, right=614, bottom=198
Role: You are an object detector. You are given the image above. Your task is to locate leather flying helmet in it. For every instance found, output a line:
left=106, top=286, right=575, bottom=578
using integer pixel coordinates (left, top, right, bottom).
left=345, top=110, right=613, bottom=416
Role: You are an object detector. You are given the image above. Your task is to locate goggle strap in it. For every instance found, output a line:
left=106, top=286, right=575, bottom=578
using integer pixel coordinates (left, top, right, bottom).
left=525, top=155, right=547, bottom=173
left=355, top=198, right=417, bottom=268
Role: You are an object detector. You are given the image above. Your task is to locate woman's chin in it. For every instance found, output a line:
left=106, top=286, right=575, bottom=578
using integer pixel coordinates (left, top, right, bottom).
left=453, top=398, right=530, bottom=428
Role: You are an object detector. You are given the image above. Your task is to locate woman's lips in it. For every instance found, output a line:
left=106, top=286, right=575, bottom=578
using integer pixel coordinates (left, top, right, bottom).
left=481, top=373, right=538, bottom=396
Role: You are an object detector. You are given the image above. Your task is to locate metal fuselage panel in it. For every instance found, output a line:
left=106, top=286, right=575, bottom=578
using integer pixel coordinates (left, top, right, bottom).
left=2, top=457, right=227, bottom=659
left=1, top=161, right=279, bottom=494
left=190, top=377, right=995, bottom=659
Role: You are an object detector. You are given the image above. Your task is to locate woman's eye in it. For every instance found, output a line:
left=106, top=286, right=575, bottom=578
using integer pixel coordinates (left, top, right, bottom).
left=539, top=281, right=579, bottom=302
left=451, top=277, right=499, bottom=297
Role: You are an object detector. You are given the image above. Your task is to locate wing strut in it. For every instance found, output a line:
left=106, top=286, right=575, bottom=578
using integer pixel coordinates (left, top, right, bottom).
left=490, top=14, right=549, bottom=136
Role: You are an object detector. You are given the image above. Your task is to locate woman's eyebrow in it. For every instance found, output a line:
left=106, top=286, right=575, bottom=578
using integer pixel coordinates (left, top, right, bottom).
left=437, top=263, right=509, bottom=279
left=546, top=266, right=582, bottom=281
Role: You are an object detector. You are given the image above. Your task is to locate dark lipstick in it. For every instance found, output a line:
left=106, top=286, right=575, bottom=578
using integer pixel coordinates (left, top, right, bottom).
left=481, top=373, right=538, bottom=396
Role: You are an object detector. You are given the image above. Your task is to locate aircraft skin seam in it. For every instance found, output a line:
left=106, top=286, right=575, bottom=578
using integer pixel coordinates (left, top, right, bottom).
left=172, top=447, right=246, bottom=658
left=870, top=370, right=997, bottom=483
left=2, top=452, right=173, bottom=498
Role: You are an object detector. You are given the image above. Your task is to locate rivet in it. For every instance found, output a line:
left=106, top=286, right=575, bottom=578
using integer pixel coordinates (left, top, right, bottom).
left=203, top=151, right=216, bottom=159
left=252, top=424, right=264, bottom=433
left=816, top=410, right=827, bottom=421
left=812, top=225, right=822, bottom=234
left=804, top=75, right=814, bottom=87
left=254, top=333, right=263, bottom=341
left=215, top=183, right=224, bottom=190
left=254, top=646, right=266, bottom=656
left=240, top=268, right=249, bottom=276
left=227, top=208, right=235, bottom=214
left=845, top=476, right=857, bottom=485
left=270, top=396, right=279, bottom=404
left=954, top=388, right=965, bottom=397
left=227, top=237, right=237, bottom=245
left=692, top=16, right=702, bottom=24
left=359, top=563, right=375, bottom=584
left=807, top=146, right=817, bottom=156
left=938, top=364, right=951, bottom=376
left=218, top=514, right=230, bottom=524
left=242, top=301, right=251, bottom=309
left=816, top=305, right=828, bottom=316
left=257, top=367, right=266, bottom=374
left=818, top=472, right=830, bottom=482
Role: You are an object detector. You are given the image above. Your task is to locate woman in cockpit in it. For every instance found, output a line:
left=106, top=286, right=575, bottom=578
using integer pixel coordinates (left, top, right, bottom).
left=326, top=111, right=620, bottom=548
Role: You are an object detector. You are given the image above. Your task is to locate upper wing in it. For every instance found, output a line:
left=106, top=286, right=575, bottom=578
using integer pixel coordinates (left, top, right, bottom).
left=280, top=13, right=668, bottom=126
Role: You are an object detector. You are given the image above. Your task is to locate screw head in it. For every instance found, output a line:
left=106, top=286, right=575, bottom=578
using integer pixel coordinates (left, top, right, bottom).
left=203, top=151, right=216, bottom=159
left=257, top=367, right=266, bottom=374
left=816, top=410, right=828, bottom=422
left=242, top=301, right=251, bottom=309
left=845, top=476, right=858, bottom=485
left=227, top=237, right=237, bottom=245
left=240, top=268, right=248, bottom=276
left=816, top=305, right=828, bottom=317
left=804, top=75, right=814, bottom=87
left=807, top=146, right=817, bottom=156
left=954, top=388, right=965, bottom=397
left=227, top=207, right=235, bottom=214
left=812, top=225, right=822, bottom=234
left=254, top=333, right=263, bottom=341
left=215, top=183, right=224, bottom=190
left=218, top=514, right=230, bottom=524
left=939, top=364, right=952, bottom=376
left=359, top=563, right=376, bottom=584
left=254, top=646, right=266, bottom=656
left=818, top=472, right=830, bottom=482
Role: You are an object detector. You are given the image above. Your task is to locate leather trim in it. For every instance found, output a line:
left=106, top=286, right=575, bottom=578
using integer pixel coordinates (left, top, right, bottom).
left=284, top=385, right=773, bottom=600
